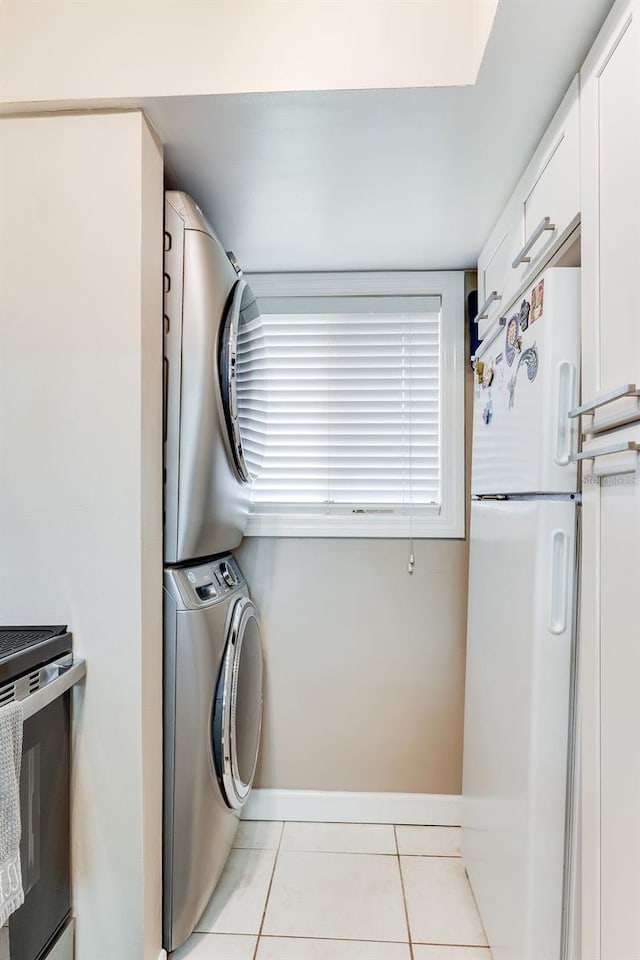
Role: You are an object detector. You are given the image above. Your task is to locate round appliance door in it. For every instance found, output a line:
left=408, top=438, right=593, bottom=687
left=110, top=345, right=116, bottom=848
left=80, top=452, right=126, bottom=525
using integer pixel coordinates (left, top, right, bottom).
left=218, top=279, right=258, bottom=483
left=212, top=596, right=264, bottom=810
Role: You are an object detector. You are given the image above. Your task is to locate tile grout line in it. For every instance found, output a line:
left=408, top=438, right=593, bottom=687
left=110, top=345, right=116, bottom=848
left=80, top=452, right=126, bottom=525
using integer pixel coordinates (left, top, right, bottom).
left=211, top=823, right=487, bottom=959
left=251, top=934, right=419, bottom=944
left=394, top=824, right=415, bottom=960
left=250, top=820, right=285, bottom=960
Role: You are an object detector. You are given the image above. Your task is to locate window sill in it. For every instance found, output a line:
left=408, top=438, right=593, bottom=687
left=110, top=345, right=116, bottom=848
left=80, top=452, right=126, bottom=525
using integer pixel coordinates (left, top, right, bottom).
left=244, top=510, right=465, bottom=539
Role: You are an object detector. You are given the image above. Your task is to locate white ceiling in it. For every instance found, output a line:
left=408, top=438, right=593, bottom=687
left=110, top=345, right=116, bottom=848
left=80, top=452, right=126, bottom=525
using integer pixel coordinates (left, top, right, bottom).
left=143, top=0, right=615, bottom=273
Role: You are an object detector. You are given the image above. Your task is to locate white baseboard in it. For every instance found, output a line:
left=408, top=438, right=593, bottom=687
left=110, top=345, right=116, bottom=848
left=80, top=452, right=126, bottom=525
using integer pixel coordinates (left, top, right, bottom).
left=242, top=789, right=461, bottom=826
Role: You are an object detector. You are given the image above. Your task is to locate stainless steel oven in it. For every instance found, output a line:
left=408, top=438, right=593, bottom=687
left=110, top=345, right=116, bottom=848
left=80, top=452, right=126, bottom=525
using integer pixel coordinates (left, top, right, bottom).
left=0, top=628, right=85, bottom=960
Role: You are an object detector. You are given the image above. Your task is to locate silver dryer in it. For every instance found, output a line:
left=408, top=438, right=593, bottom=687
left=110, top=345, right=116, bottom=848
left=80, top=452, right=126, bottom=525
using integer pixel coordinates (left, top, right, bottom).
left=163, top=191, right=261, bottom=563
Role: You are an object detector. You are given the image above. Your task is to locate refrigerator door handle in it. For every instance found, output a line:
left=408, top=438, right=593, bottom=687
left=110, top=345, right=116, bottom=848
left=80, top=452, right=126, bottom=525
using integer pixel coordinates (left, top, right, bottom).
left=549, top=530, right=569, bottom=636
left=555, top=361, right=576, bottom=466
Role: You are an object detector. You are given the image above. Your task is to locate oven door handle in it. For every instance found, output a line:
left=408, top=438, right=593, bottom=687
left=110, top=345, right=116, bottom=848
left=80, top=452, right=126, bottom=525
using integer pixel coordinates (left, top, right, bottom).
left=20, top=658, right=86, bottom=721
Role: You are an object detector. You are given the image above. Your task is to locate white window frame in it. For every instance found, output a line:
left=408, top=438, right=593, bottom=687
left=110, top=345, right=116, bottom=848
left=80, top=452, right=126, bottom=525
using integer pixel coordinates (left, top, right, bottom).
left=243, top=271, right=465, bottom=539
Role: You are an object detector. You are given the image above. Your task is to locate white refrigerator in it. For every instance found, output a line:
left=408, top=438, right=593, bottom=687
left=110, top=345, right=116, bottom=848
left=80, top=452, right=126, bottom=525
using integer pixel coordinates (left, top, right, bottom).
left=462, top=268, right=580, bottom=960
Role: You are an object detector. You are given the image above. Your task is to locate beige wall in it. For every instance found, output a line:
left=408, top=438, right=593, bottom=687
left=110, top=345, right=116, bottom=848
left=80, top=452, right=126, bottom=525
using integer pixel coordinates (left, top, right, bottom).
left=237, top=537, right=470, bottom=794
left=237, top=286, right=475, bottom=795
left=0, top=1, right=494, bottom=108
left=0, top=111, right=164, bottom=960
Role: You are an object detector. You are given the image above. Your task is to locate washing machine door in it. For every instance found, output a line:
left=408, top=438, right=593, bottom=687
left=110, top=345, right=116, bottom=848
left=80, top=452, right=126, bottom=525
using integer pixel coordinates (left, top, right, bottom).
left=213, top=595, right=264, bottom=809
left=218, top=279, right=260, bottom=483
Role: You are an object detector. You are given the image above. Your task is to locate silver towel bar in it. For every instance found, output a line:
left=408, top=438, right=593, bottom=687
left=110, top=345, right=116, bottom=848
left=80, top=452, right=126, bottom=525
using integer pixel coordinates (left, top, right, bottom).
left=0, top=656, right=86, bottom=721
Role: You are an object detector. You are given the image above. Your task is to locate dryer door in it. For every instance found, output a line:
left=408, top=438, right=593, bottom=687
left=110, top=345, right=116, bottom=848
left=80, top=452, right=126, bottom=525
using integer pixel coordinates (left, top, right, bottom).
left=212, top=596, right=264, bottom=809
left=218, top=279, right=259, bottom=483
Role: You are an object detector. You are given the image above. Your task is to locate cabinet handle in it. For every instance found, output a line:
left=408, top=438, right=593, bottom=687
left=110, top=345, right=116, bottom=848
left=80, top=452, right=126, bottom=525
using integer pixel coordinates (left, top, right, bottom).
left=474, top=291, right=502, bottom=323
left=568, top=383, right=640, bottom=419
left=570, top=441, right=640, bottom=463
left=511, top=216, right=556, bottom=268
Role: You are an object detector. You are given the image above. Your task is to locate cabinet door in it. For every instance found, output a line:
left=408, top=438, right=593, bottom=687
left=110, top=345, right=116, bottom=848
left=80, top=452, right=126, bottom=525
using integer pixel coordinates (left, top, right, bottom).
left=580, top=425, right=640, bottom=960
left=476, top=212, right=516, bottom=340
left=476, top=78, right=579, bottom=345
left=511, top=87, right=580, bottom=290
left=581, top=1, right=640, bottom=433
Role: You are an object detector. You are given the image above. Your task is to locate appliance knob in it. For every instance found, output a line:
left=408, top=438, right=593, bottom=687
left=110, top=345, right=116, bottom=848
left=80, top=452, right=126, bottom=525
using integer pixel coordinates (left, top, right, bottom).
left=226, top=251, right=242, bottom=275
left=220, top=561, right=237, bottom=588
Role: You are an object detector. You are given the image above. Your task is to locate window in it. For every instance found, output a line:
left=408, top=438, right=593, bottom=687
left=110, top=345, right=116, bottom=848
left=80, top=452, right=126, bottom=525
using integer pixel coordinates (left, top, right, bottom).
left=238, top=272, right=465, bottom=538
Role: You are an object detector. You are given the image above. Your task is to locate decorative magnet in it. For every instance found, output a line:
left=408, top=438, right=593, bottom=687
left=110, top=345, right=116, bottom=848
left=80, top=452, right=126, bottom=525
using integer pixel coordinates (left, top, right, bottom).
left=482, top=399, right=493, bottom=425
left=506, top=341, right=539, bottom=411
left=475, top=359, right=485, bottom=385
left=505, top=314, right=520, bottom=367
left=531, top=280, right=544, bottom=324
left=519, top=299, right=531, bottom=332
left=482, top=364, right=494, bottom=389
left=520, top=344, right=539, bottom=382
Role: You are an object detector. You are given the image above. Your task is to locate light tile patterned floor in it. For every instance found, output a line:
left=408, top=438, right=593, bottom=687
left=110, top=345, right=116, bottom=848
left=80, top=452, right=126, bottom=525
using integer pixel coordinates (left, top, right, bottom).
left=170, top=822, right=491, bottom=960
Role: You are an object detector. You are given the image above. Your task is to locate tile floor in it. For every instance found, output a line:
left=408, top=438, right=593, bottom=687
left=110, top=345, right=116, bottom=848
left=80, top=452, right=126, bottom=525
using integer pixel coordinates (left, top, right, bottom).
left=170, top=822, right=491, bottom=960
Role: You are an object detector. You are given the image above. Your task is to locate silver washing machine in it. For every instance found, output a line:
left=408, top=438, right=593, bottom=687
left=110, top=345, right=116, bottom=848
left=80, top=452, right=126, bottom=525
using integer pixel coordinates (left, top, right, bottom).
left=163, top=554, right=264, bottom=952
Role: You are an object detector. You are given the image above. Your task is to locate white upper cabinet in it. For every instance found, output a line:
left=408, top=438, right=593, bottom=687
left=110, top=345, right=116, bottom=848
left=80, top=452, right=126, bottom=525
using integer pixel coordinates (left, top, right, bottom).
left=580, top=0, right=640, bottom=435
left=510, top=82, right=580, bottom=290
left=476, top=203, right=518, bottom=338
left=476, top=79, right=580, bottom=341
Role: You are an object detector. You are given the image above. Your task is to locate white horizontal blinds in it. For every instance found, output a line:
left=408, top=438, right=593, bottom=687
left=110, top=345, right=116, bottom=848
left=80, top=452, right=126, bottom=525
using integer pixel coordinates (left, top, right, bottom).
left=237, top=295, right=442, bottom=513
left=236, top=311, right=268, bottom=479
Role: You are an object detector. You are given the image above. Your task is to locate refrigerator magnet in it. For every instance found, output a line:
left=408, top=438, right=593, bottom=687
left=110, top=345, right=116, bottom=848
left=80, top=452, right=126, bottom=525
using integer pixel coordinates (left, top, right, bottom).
left=519, top=299, right=531, bottom=332
left=505, top=314, right=520, bottom=366
left=520, top=344, right=539, bottom=382
left=506, top=343, right=539, bottom=411
left=482, top=364, right=494, bottom=389
left=531, top=280, right=544, bottom=323
left=482, top=399, right=494, bottom=425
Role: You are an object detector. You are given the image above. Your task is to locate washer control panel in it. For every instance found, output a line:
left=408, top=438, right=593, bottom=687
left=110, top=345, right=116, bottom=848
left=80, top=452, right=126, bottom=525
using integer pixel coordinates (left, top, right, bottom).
left=218, top=560, right=238, bottom=589
left=170, top=555, right=244, bottom=608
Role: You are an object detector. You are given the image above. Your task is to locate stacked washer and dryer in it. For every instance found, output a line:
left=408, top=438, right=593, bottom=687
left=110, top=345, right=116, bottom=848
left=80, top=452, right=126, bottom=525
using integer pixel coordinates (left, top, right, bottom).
left=162, top=191, right=264, bottom=953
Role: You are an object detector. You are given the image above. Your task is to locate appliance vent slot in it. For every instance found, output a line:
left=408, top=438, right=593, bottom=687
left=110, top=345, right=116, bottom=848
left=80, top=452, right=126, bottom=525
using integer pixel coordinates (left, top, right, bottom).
left=0, top=669, right=42, bottom=706
left=0, top=682, right=17, bottom=706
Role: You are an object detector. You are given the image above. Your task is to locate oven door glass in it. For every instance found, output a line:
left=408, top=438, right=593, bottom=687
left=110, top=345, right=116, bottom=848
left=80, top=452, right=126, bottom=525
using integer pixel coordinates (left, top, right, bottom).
left=9, top=694, right=71, bottom=960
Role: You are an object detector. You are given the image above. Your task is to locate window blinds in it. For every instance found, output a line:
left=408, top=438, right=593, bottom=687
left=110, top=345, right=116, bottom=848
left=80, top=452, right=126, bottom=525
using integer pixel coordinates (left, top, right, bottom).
left=236, top=295, right=441, bottom=514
